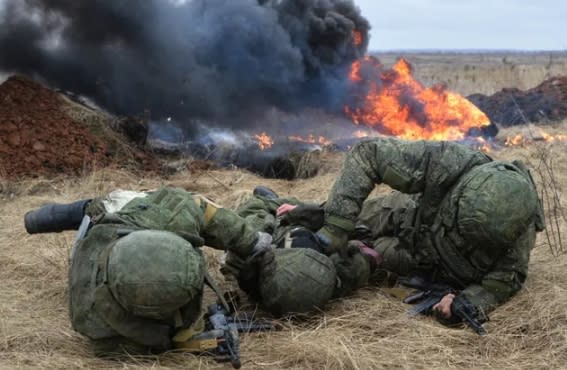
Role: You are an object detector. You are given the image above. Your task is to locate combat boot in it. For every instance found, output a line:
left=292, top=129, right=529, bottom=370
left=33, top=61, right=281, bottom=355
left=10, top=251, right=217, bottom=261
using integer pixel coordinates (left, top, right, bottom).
left=253, top=185, right=279, bottom=200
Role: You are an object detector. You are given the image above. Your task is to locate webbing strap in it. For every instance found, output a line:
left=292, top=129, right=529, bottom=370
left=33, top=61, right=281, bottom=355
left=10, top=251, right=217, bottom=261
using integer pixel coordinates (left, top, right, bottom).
left=194, top=195, right=221, bottom=226
left=284, top=231, right=293, bottom=249
left=173, top=310, right=184, bottom=328
left=204, top=271, right=231, bottom=313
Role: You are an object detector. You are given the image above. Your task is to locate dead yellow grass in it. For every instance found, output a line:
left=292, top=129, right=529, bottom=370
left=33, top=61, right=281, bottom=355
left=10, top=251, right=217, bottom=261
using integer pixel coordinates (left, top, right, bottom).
left=381, top=52, right=567, bottom=96
left=416, top=61, right=567, bottom=96
left=2, top=123, right=567, bottom=369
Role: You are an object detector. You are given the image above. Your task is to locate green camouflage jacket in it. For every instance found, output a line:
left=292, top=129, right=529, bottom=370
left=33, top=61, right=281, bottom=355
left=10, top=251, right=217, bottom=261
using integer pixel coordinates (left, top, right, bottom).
left=87, top=187, right=259, bottom=257
left=325, top=138, right=544, bottom=314
left=70, top=187, right=259, bottom=349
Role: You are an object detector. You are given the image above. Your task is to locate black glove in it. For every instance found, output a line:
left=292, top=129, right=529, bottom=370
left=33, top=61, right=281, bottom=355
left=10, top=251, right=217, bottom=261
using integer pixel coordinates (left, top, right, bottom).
left=315, top=213, right=355, bottom=255
left=316, top=224, right=349, bottom=255
left=352, top=224, right=374, bottom=245
left=279, top=204, right=325, bottom=230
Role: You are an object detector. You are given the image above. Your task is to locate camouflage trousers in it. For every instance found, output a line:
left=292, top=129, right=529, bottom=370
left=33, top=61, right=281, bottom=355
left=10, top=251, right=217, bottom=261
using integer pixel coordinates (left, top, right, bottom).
left=357, top=191, right=434, bottom=280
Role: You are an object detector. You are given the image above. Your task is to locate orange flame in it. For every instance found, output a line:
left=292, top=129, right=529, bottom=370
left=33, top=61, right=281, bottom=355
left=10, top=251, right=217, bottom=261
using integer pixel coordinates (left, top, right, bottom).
left=349, top=60, right=363, bottom=82
left=353, top=30, right=363, bottom=46
left=505, top=134, right=525, bottom=146
left=288, top=134, right=332, bottom=146
left=474, top=137, right=492, bottom=153
left=540, top=132, right=567, bottom=142
left=345, top=57, right=490, bottom=141
left=353, top=130, right=369, bottom=138
left=254, top=132, right=274, bottom=150
left=505, top=128, right=567, bottom=147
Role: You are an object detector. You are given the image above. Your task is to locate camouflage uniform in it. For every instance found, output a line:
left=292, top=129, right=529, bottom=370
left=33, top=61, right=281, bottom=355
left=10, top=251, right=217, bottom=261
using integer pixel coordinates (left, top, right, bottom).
left=323, top=138, right=545, bottom=314
left=70, top=187, right=259, bottom=352
left=230, top=194, right=337, bottom=314
left=235, top=194, right=323, bottom=248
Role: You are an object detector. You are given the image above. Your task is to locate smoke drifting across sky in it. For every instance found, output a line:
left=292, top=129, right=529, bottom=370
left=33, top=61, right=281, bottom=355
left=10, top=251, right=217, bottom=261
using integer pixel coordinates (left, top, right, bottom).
left=0, top=0, right=369, bottom=135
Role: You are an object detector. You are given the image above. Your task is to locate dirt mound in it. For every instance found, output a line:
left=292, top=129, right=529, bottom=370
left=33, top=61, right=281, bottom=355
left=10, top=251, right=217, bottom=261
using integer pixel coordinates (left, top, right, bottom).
left=0, top=76, right=159, bottom=179
left=468, top=76, right=567, bottom=126
left=0, top=76, right=108, bottom=178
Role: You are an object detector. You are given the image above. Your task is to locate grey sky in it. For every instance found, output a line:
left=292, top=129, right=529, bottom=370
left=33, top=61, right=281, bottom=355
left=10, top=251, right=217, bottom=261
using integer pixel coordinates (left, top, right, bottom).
left=0, top=0, right=564, bottom=51
left=355, top=0, right=566, bottom=51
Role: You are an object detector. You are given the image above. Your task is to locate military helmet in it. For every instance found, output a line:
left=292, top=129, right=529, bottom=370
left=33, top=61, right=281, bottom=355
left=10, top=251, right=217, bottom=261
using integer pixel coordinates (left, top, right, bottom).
left=259, top=248, right=336, bottom=316
left=106, top=230, right=205, bottom=320
left=457, top=162, right=539, bottom=246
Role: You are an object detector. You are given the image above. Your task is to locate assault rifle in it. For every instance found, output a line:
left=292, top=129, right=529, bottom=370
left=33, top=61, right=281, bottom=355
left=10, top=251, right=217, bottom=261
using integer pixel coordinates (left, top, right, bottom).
left=174, top=303, right=279, bottom=369
left=401, top=277, right=488, bottom=336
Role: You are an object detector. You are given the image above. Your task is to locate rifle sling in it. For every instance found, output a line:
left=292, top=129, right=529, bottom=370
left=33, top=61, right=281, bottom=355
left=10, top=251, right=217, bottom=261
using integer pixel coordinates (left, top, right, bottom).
left=204, top=271, right=231, bottom=314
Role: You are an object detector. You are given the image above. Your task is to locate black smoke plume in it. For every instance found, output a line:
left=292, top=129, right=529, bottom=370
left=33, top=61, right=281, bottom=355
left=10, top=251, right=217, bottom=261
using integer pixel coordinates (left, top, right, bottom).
left=0, top=0, right=369, bottom=136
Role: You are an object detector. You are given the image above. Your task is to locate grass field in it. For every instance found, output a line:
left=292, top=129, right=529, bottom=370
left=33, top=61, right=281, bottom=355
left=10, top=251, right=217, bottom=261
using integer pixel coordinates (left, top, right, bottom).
left=375, top=51, right=567, bottom=96
left=1, top=118, right=567, bottom=369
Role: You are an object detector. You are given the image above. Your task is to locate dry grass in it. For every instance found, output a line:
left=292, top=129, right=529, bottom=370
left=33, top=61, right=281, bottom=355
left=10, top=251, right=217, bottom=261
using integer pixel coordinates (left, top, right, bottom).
left=2, top=122, right=567, bottom=369
left=375, top=52, right=567, bottom=96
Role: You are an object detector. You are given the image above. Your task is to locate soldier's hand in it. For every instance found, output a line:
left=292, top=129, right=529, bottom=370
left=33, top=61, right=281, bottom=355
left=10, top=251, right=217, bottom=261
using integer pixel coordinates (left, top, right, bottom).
left=348, top=240, right=382, bottom=271
left=278, top=204, right=325, bottom=229
left=433, top=293, right=455, bottom=319
left=276, top=204, right=297, bottom=217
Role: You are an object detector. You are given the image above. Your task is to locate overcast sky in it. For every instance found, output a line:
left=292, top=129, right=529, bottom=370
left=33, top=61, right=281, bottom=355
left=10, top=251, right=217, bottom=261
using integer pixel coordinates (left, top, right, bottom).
left=356, top=0, right=566, bottom=51
left=0, top=0, right=564, bottom=51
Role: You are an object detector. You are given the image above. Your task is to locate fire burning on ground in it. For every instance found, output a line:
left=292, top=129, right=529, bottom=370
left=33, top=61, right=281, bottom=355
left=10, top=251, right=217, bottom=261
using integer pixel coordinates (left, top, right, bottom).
left=288, top=135, right=332, bottom=146
left=252, top=133, right=333, bottom=150
left=504, top=127, right=567, bottom=146
left=252, top=54, right=494, bottom=151
left=254, top=132, right=274, bottom=150
left=344, top=56, right=491, bottom=141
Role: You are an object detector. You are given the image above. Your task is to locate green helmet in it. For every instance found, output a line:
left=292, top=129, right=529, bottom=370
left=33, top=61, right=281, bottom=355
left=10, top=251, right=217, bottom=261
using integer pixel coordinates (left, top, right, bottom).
left=106, top=230, right=205, bottom=320
left=259, top=248, right=336, bottom=316
left=457, top=162, right=539, bottom=247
